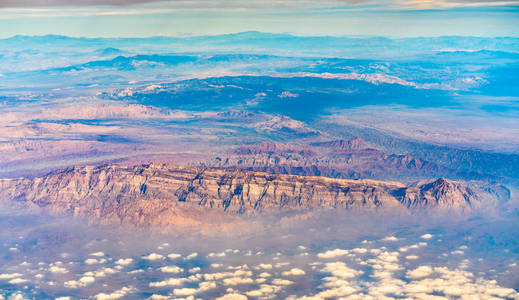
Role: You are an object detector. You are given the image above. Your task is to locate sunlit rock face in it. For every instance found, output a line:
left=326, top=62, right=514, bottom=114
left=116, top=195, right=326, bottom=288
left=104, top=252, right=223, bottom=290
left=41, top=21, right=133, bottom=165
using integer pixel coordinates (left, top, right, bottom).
left=0, top=164, right=502, bottom=228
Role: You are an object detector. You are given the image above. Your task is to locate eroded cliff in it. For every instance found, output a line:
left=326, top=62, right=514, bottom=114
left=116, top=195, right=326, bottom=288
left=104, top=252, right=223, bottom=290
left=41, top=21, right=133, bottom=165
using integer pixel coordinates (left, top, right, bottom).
left=0, top=164, right=504, bottom=227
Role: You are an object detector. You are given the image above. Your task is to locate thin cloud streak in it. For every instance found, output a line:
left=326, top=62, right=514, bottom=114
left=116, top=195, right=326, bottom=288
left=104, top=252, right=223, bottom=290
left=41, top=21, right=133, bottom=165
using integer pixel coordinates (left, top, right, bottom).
left=1, top=0, right=518, bottom=10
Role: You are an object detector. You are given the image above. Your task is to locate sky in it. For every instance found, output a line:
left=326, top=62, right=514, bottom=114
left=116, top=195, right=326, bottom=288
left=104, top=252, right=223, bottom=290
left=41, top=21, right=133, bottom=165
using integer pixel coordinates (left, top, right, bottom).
left=0, top=0, right=518, bottom=38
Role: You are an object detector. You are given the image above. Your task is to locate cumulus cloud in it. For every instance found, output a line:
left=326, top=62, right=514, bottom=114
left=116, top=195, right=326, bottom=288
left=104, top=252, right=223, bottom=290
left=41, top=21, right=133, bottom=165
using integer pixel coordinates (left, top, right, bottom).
left=8, top=278, right=28, bottom=284
left=115, top=258, right=133, bottom=266
left=317, top=249, right=349, bottom=259
left=281, top=268, right=306, bottom=276
left=173, top=288, right=198, bottom=296
left=49, top=266, right=68, bottom=274
left=352, top=248, right=368, bottom=254
left=215, top=293, right=247, bottom=300
left=246, top=284, right=282, bottom=297
left=149, top=277, right=191, bottom=287
left=208, top=252, right=226, bottom=257
left=160, top=266, right=184, bottom=273
left=94, top=287, right=135, bottom=300
left=222, top=276, right=254, bottom=286
left=271, top=278, right=293, bottom=285
left=204, top=270, right=252, bottom=281
left=85, top=258, right=106, bottom=265
left=167, top=253, right=182, bottom=259
left=256, top=263, right=272, bottom=270
left=185, top=253, right=198, bottom=260
left=142, top=253, right=165, bottom=260
left=87, top=267, right=118, bottom=278
left=64, top=276, right=95, bottom=288
left=0, top=273, right=22, bottom=279
left=407, top=266, right=433, bottom=279
left=321, top=262, right=359, bottom=279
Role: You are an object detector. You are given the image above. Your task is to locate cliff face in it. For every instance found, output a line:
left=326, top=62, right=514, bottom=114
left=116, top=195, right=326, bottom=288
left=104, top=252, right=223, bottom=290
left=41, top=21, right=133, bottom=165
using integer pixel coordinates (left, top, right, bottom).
left=0, top=164, right=500, bottom=227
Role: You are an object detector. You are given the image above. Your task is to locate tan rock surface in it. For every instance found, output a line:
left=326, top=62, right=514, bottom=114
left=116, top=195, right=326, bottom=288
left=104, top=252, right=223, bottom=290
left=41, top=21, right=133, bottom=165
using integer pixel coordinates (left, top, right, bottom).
left=0, top=164, right=499, bottom=227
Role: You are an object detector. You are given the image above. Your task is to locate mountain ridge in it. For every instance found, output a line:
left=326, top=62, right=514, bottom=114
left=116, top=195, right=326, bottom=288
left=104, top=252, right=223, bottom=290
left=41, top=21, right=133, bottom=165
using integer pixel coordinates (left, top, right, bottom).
left=0, top=164, right=505, bottom=228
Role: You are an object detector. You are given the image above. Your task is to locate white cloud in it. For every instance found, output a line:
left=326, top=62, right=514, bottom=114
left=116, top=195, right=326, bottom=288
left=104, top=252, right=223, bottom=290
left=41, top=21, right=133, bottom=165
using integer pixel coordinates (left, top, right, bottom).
left=91, top=267, right=118, bottom=277
left=142, top=253, right=165, bottom=261
left=0, top=273, right=22, bottom=279
left=316, top=286, right=358, bottom=298
left=148, top=295, right=170, bottom=300
left=281, top=268, right=306, bottom=276
left=198, top=281, right=217, bottom=292
left=223, top=277, right=254, bottom=286
left=246, top=284, right=282, bottom=297
left=322, top=262, right=359, bottom=279
left=420, top=234, right=433, bottom=239
left=275, top=262, right=290, bottom=268
left=317, top=249, right=349, bottom=259
left=215, top=293, right=247, bottom=300
left=6, top=292, right=28, bottom=300
left=168, top=253, right=182, bottom=259
left=95, top=287, right=135, bottom=300
left=208, top=252, right=226, bottom=257
left=186, top=253, right=198, bottom=260
left=257, top=263, right=272, bottom=270
left=149, top=277, right=190, bottom=287
left=49, top=266, right=68, bottom=274
left=85, top=258, right=105, bottom=265
left=204, top=270, right=253, bottom=281
left=160, top=266, right=183, bottom=273
left=173, top=288, right=198, bottom=296
left=64, top=276, right=95, bottom=288
left=352, top=248, right=368, bottom=254
left=407, top=266, right=433, bottom=279
left=115, top=258, right=133, bottom=266
left=90, top=251, right=105, bottom=257
left=8, top=278, right=28, bottom=284
left=382, top=236, right=399, bottom=241
left=272, top=278, right=294, bottom=285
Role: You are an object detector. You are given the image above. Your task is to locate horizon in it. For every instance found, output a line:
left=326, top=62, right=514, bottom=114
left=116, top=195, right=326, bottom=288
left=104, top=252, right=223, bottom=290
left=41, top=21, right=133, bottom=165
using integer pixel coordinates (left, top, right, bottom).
left=3, top=31, right=519, bottom=39
left=1, top=1, right=518, bottom=38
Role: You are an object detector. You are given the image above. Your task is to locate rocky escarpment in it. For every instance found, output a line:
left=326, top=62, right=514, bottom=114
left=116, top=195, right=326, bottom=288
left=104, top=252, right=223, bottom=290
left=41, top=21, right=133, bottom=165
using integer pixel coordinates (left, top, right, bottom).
left=0, top=164, right=502, bottom=227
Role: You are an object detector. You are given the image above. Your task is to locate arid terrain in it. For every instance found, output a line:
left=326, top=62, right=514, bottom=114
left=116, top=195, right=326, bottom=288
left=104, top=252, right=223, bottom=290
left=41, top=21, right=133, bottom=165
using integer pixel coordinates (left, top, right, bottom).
left=0, top=31, right=518, bottom=299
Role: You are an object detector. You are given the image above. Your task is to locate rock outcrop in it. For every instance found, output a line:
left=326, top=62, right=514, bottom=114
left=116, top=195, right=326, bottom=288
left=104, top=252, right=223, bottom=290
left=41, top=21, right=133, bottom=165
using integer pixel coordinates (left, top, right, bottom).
left=0, top=164, right=501, bottom=227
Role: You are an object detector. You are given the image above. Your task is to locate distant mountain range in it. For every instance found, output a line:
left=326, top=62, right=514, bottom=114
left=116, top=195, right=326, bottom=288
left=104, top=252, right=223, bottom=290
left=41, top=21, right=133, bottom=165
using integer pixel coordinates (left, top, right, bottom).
left=203, top=138, right=494, bottom=182
left=2, top=32, right=519, bottom=55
